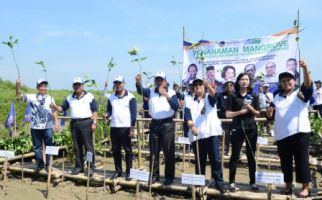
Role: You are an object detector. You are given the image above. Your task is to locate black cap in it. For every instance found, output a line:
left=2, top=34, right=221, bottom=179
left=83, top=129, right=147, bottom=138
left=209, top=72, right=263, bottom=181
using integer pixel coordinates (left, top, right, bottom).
left=192, top=78, right=203, bottom=86
left=206, top=66, right=214, bottom=71
left=314, top=80, right=321, bottom=84
left=224, top=80, right=234, bottom=86
left=279, top=72, right=295, bottom=82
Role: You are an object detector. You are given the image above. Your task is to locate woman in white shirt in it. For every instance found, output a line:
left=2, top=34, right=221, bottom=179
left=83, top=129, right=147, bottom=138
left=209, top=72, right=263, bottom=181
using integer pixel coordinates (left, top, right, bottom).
left=267, top=60, right=312, bottom=198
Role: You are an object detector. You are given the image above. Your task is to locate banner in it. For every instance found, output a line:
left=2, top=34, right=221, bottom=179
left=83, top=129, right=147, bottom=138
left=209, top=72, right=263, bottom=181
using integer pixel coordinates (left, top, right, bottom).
left=182, top=28, right=299, bottom=93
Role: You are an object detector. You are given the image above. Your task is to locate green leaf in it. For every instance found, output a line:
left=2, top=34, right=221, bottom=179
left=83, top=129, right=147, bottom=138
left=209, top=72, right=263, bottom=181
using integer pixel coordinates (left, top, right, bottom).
left=295, top=36, right=300, bottom=42
left=140, top=57, right=147, bottom=61
left=293, top=20, right=297, bottom=27
left=131, top=58, right=139, bottom=62
left=128, top=47, right=139, bottom=56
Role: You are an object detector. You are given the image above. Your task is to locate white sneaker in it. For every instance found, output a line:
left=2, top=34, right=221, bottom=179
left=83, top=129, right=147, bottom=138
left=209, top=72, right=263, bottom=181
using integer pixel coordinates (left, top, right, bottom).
left=229, top=183, right=239, bottom=192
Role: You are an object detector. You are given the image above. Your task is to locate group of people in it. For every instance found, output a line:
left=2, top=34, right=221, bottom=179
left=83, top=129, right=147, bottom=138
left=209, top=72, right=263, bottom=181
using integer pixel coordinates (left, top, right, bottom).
left=16, top=59, right=316, bottom=198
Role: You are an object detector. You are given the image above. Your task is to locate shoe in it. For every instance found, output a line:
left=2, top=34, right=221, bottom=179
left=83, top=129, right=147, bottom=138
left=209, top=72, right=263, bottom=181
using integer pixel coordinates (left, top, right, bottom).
left=35, top=166, right=44, bottom=173
left=229, top=183, right=239, bottom=192
left=149, top=176, right=159, bottom=184
left=296, top=191, right=310, bottom=198
left=125, top=172, right=132, bottom=181
left=280, top=188, right=292, bottom=195
left=163, top=179, right=174, bottom=186
left=250, top=183, right=259, bottom=191
left=111, top=172, right=122, bottom=180
left=71, top=167, right=84, bottom=175
left=216, top=185, right=227, bottom=194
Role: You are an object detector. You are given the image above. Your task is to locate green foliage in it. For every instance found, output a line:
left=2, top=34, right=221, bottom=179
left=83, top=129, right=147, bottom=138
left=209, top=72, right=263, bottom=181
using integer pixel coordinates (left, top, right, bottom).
left=0, top=133, right=32, bottom=154
left=2, top=36, right=18, bottom=49
left=107, top=57, right=116, bottom=72
left=310, top=117, right=322, bottom=145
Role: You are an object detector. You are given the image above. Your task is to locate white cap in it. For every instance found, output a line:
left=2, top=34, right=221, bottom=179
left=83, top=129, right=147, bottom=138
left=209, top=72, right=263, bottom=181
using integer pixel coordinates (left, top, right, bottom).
left=263, top=83, right=269, bottom=87
left=113, top=75, right=125, bottom=83
left=73, top=77, right=83, bottom=84
left=155, top=71, right=166, bottom=79
left=36, top=79, right=48, bottom=87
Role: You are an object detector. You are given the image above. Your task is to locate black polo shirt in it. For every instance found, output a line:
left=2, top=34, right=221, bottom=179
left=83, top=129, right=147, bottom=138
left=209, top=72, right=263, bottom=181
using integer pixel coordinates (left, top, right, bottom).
left=225, top=92, right=260, bottom=130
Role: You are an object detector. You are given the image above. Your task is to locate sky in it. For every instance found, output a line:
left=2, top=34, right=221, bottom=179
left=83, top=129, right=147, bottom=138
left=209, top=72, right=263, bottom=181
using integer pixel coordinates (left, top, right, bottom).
left=0, top=0, right=322, bottom=91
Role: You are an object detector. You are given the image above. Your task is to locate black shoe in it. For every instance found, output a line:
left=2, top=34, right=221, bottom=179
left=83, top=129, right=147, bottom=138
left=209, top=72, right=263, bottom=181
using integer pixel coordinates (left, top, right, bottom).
left=111, top=172, right=122, bottom=180
left=125, top=172, right=132, bottom=181
left=149, top=176, right=159, bottom=184
left=71, top=167, right=84, bottom=175
left=35, top=166, right=44, bottom=173
left=163, top=178, right=174, bottom=186
left=280, top=188, right=292, bottom=195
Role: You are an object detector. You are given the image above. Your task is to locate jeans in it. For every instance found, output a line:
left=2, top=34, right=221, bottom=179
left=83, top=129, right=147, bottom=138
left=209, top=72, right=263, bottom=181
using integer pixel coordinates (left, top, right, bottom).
left=31, top=128, right=54, bottom=168
left=192, top=136, right=224, bottom=187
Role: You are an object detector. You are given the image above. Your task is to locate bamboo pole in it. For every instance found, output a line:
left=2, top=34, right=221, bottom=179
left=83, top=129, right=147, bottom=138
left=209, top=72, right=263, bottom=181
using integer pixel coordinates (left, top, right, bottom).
left=5, top=166, right=297, bottom=200
left=136, top=121, right=142, bottom=168
left=2, top=158, right=8, bottom=194
left=86, top=160, right=91, bottom=200
left=135, top=180, right=140, bottom=200
left=46, top=155, right=53, bottom=198
left=21, top=156, right=24, bottom=180
left=61, top=151, right=65, bottom=183
left=148, top=155, right=154, bottom=200
left=182, top=144, right=186, bottom=171
left=192, top=185, right=196, bottom=200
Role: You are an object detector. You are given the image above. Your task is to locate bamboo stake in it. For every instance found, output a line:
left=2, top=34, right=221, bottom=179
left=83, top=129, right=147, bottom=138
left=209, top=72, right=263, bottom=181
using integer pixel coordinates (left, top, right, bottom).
left=148, top=155, right=155, bottom=200
left=195, top=139, right=205, bottom=200
left=21, top=156, right=24, bottom=180
left=136, top=121, right=142, bottom=168
left=46, top=155, right=53, bottom=198
left=182, top=144, right=186, bottom=171
left=192, top=185, right=196, bottom=200
left=103, top=151, right=106, bottom=189
left=2, top=158, right=8, bottom=194
left=86, top=160, right=91, bottom=200
left=135, top=180, right=140, bottom=200
left=255, top=144, right=260, bottom=170
left=61, top=151, right=65, bottom=183
left=267, top=183, right=272, bottom=200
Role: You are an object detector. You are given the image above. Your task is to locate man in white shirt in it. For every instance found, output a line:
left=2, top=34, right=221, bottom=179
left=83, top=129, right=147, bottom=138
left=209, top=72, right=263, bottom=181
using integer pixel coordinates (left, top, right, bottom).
left=106, top=76, right=137, bottom=181
left=51, top=77, right=98, bottom=177
left=136, top=71, right=179, bottom=185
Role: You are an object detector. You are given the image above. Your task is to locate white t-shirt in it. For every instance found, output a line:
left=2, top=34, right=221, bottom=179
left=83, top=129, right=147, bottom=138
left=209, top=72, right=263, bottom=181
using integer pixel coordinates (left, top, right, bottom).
left=24, top=94, right=55, bottom=129
left=273, top=89, right=311, bottom=141
left=149, top=88, right=176, bottom=119
left=186, top=94, right=222, bottom=143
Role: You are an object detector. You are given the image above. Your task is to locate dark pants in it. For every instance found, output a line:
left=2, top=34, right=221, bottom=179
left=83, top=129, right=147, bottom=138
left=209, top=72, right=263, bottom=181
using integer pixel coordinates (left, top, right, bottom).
left=313, top=104, right=322, bottom=118
left=229, top=127, right=257, bottom=185
left=31, top=128, right=54, bottom=168
left=70, top=118, right=95, bottom=168
left=149, top=119, right=175, bottom=180
left=192, top=136, right=224, bottom=187
left=276, top=133, right=311, bottom=183
left=110, top=127, right=133, bottom=174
